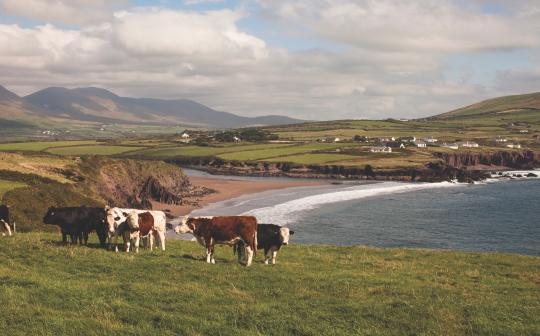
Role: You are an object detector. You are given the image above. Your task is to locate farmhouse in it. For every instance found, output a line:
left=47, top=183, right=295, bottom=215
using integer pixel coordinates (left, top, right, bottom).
left=424, top=136, right=438, bottom=143
left=457, top=141, right=479, bottom=148
left=495, top=136, right=508, bottom=143
left=441, top=143, right=459, bottom=149
left=506, top=143, right=522, bottom=149
left=377, top=136, right=395, bottom=142
left=179, top=132, right=191, bottom=143
left=519, top=129, right=529, bottom=134
left=233, top=136, right=242, bottom=142
left=413, top=140, right=427, bottom=148
left=370, top=146, right=392, bottom=153
left=319, top=137, right=340, bottom=143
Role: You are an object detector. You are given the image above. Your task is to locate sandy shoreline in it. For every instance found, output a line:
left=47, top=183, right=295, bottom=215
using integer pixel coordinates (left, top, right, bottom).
left=152, top=176, right=327, bottom=217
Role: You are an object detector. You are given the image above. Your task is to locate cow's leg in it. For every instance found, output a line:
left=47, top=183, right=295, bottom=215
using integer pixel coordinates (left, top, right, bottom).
left=83, top=232, right=89, bottom=246
left=245, top=245, right=254, bottom=267
left=124, top=232, right=130, bottom=252
left=264, top=248, right=271, bottom=265
left=134, top=235, right=140, bottom=253
left=1, top=220, right=11, bottom=237
left=62, top=232, right=67, bottom=244
left=158, top=231, right=165, bottom=251
left=271, top=247, right=278, bottom=265
left=149, top=233, right=154, bottom=251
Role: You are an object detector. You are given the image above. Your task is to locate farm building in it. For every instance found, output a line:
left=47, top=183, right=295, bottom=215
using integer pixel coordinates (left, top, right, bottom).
left=414, top=140, right=427, bottom=148
left=424, top=136, right=438, bottom=143
left=457, top=141, right=479, bottom=148
left=370, top=146, right=392, bottom=153
left=506, top=143, right=522, bottom=149
left=441, top=143, right=459, bottom=149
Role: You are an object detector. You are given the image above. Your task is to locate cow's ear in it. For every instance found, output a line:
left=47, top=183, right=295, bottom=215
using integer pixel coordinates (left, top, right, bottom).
left=290, top=230, right=295, bottom=235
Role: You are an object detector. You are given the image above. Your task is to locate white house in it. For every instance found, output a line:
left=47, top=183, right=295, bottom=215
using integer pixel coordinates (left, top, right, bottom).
left=495, top=136, right=508, bottom=143
left=519, top=129, right=529, bottom=134
left=179, top=132, right=191, bottom=143
left=414, top=140, right=427, bottom=148
left=378, top=136, right=395, bottom=142
left=441, top=143, right=459, bottom=149
left=233, top=136, right=241, bottom=142
left=457, top=141, right=479, bottom=148
left=506, top=143, right=521, bottom=149
left=370, top=146, right=392, bottom=153
left=424, top=136, right=438, bottom=143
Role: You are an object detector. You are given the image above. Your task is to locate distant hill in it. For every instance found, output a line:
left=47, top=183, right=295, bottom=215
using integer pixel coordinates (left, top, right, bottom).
left=431, top=92, right=540, bottom=120
left=1, top=85, right=303, bottom=129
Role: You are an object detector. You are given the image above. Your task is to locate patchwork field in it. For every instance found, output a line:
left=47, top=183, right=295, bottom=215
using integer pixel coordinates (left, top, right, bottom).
left=46, top=145, right=146, bottom=156
left=0, top=233, right=538, bottom=336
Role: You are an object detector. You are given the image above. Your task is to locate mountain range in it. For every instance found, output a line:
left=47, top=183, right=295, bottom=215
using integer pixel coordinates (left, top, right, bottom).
left=0, top=85, right=302, bottom=129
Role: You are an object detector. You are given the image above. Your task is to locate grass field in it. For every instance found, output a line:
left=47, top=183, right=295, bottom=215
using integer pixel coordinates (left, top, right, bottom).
left=0, top=179, right=26, bottom=197
left=0, top=233, right=538, bottom=336
left=47, top=145, right=146, bottom=156
left=0, top=140, right=99, bottom=152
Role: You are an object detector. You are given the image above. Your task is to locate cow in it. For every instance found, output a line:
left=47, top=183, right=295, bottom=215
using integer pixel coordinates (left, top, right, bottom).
left=175, top=216, right=257, bottom=266
left=1, top=204, right=13, bottom=237
left=112, top=211, right=155, bottom=253
left=235, top=224, right=294, bottom=265
left=105, top=207, right=167, bottom=252
left=42, top=206, right=108, bottom=246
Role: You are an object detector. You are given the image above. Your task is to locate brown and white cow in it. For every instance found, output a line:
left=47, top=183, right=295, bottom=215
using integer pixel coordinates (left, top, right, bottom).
left=112, top=211, right=155, bottom=253
left=175, top=216, right=258, bottom=266
left=105, top=207, right=167, bottom=252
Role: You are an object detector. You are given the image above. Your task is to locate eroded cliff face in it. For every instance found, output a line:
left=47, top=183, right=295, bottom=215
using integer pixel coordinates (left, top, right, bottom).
left=433, top=150, right=540, bottom=170
left=78, top=157, right=213, bottom=209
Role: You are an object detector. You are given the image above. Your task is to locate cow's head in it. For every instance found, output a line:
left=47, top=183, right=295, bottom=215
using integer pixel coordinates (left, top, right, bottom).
left=42, top=207, right=57, bottom=225
left=280, top=227, right=294, bottom=245
left=174, top=216, right=193, bottom=234
left=126, top=211, right=139, bottom=230
left=105, top=207, right=120, bottom=233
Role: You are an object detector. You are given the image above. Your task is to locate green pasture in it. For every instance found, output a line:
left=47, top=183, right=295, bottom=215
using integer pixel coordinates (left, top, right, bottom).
left=130, top=143, right=293, bottom=158
left=0, top=140, right=98, bottom=152
left=46, top=145, right=146, bottom=156
left=0, top=233, right=538, bottom=336
left=217, top=142, right=351, bottom=161
left=265, top=153, right=359, bottom=165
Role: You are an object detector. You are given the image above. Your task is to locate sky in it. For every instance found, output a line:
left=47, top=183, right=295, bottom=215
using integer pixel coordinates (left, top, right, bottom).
left=0, top=0, right=539, bottom=120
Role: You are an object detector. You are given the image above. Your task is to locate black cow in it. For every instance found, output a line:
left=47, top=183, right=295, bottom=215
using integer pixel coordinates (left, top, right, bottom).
left=43, top=206, right=108, bottom=247
left=0, top=204, right=12, bottom=236
left=235, top=224, right=295, bottom=265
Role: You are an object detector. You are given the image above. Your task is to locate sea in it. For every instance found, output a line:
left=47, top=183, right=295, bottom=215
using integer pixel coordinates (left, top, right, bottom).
left=183, top=169, right=540, bottom=256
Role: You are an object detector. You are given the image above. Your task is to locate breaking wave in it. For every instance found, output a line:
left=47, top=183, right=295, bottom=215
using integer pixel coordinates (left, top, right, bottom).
left=242, top=182, right=460, bottom=225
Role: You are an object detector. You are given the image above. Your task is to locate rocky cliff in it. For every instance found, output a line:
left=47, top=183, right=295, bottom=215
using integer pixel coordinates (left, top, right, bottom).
left=78, top=157, right=213, bottom=209
left=433, top=150, right=540, bottom=170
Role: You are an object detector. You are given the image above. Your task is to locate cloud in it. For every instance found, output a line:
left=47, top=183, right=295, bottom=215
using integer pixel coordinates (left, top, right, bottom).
left=0, top=1, right=538, bottom=120
left=258, top=0, right=540, bottom=53
left=0, top=0, right=127, bottom=25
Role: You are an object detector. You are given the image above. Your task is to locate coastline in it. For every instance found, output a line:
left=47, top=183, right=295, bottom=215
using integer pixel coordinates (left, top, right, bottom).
left=152, top=175, right=328, bottom=217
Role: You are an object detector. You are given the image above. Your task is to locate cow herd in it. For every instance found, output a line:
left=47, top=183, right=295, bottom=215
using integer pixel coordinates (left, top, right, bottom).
left=0, top=204, right=295, bottom=266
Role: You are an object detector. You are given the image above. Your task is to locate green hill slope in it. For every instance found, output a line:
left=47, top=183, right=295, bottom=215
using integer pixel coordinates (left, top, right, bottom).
left=0, top=233, right=538, bottom=336
left=432, top=92, right=540, bottom=120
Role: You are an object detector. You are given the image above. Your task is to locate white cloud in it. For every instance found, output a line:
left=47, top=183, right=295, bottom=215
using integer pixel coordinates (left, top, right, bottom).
left=258, top=0, right=540, bottom=53
left=0, top=0, right=127, bottom=25
left=0, top=1, right=538, bottom=120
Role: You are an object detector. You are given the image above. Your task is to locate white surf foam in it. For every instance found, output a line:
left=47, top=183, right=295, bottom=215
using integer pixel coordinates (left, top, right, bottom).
left=242, top=181, right=461, bottom=225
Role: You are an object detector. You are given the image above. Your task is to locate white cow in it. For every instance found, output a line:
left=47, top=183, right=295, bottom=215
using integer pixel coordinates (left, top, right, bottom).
left=105, top=207, right=167, bottom=252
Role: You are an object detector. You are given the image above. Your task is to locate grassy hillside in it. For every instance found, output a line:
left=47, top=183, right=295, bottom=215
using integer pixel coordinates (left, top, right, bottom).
left=434, top=92, right=540, bottom=120
left=0, top=233, right=538, bottom=336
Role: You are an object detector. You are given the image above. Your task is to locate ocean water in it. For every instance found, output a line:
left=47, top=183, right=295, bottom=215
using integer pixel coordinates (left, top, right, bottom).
left=186, top=170, right=540, bottom=256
